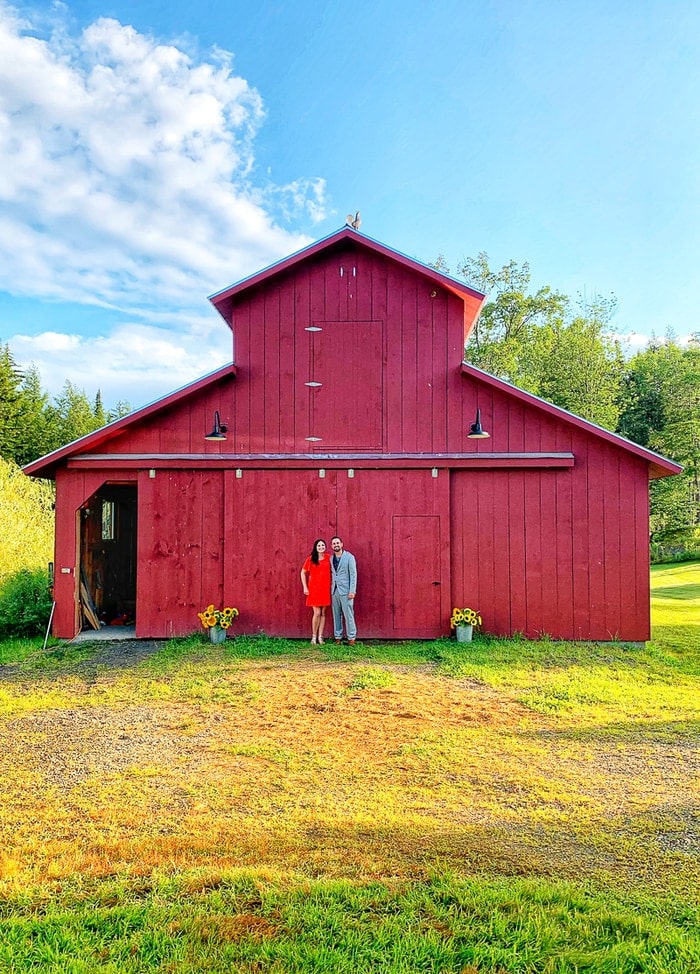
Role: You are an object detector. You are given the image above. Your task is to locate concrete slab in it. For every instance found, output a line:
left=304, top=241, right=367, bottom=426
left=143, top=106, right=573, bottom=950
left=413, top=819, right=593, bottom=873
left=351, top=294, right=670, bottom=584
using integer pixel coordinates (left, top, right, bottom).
left=70, top=626, right=137, bottom=643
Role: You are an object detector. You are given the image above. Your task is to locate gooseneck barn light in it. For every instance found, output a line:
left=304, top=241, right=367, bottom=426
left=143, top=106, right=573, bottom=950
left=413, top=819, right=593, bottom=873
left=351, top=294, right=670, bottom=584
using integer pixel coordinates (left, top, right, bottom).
left=205, top=410, right=228, bottom=441
left=467, top=408, right=490, bottom=439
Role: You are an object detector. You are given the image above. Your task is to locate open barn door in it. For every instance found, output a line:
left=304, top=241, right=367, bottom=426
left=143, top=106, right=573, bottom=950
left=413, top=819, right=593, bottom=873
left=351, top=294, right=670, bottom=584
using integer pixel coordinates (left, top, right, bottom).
left=80, top=484, right=137, bottom=630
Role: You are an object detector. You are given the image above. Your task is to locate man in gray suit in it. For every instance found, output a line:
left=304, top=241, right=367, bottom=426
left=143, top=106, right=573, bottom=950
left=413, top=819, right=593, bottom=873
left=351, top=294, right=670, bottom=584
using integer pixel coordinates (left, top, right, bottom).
left=330, top=536, right=358, bottom=644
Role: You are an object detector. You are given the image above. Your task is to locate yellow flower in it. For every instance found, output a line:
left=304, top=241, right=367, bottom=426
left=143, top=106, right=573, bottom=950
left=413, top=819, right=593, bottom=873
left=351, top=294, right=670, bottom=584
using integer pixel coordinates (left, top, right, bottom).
left=197, top=604, right=218, bottom=628
left=198, top=603, right=239, bottom=630
left=450, top=607, right=482, bottom=629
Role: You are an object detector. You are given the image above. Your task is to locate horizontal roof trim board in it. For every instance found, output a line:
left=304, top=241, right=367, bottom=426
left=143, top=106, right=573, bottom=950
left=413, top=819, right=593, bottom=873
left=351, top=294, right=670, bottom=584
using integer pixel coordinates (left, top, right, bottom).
left=209, top=226, right=485, bottom=328
left=67, top=453, right=576, bottom=471
left=461, top=362, right=682, bottom=480
left=23, top=363, right=237, bottom=478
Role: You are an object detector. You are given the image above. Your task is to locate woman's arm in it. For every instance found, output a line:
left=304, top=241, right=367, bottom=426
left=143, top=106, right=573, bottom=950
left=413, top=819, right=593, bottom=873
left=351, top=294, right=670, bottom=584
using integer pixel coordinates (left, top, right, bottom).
left=300, top=567, right=309, bottom=596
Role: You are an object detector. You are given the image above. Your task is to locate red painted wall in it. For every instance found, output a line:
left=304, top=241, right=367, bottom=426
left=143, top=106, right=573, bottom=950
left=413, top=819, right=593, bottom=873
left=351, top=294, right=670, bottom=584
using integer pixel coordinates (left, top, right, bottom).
left=224, top=243, right=471, bottom=456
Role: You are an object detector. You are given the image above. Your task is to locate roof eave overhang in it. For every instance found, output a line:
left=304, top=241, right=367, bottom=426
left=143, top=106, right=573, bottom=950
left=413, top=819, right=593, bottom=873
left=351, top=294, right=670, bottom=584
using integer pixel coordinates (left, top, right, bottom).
left=209, top=226, right=486, bottom=338
left=461, top=362, right=683, bottom=480
left=23, top=363, right=237, bottom=480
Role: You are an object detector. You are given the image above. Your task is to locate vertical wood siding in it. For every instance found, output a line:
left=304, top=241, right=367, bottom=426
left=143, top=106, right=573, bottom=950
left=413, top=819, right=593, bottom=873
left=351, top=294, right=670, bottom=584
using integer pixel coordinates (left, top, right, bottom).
left=219, top=468, right=450, bottom=640
left=136, top=469, right=225, bottom=637
left=225, top=245, right=471, bottom=456
left=449, top=446, right=651, bottom=641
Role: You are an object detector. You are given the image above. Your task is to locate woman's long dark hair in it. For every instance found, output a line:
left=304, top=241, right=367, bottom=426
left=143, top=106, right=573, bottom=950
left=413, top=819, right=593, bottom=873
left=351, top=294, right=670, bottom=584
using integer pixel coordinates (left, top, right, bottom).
left=310, top=539, right=325, bottom=565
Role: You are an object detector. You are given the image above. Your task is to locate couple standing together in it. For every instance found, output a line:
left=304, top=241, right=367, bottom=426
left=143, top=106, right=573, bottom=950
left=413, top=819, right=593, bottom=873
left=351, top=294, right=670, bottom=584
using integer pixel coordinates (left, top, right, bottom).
left=300, top=536, right=357, bottom=645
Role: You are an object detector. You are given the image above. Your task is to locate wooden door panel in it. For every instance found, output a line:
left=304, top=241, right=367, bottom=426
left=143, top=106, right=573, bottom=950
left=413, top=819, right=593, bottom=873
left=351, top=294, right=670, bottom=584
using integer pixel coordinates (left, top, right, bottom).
left=224, top=470, right=337, bottom=637
left=392, top=515, right=442, bottom=631
left=311, top=319, right=383, bottom=449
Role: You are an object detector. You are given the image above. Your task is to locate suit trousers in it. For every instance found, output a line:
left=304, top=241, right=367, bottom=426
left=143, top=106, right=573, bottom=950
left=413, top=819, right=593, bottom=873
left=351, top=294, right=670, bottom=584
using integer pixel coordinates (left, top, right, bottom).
left=332, top=592, right=357, bottom=640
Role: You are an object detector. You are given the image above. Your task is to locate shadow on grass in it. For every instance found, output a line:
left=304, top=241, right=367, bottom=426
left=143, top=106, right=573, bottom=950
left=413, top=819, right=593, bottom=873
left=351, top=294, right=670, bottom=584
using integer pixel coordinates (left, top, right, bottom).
left=435, top=635, right=662, bottom=675
left=653, top=582, right=700, bottom=600
left=1, top=622, right=698, bottom=684
left=519, top=716, right=700, bottom=744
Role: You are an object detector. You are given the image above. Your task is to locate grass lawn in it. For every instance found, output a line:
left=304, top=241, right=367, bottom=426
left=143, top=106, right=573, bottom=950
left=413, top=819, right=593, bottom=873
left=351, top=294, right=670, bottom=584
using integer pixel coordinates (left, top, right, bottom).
left=0, top=563, right=698, bottom=972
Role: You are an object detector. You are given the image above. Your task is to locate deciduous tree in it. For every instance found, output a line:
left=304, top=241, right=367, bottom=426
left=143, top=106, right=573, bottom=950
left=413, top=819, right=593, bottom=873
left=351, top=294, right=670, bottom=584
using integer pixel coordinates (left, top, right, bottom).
left=451, top=253, right=624, bottom=428
left=619, top=336, right=700, bottom=535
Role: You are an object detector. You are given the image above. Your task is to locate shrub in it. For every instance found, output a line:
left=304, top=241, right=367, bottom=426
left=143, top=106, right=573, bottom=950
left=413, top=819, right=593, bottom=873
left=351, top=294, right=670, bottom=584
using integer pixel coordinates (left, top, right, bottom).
left=0, top=567, right=53, bottom=637
left=651, top=543, right=700, bottom=564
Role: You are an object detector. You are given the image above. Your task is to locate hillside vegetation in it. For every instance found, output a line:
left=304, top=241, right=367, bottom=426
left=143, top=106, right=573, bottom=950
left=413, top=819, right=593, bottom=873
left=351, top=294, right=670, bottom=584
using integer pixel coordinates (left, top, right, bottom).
left=0, top=457, right=53, bottom=584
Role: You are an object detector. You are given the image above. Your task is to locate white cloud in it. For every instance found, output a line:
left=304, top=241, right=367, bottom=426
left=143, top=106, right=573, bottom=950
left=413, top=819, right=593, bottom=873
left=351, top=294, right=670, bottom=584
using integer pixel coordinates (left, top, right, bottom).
left=0, top=2, right=329, bottom=413
left=11, top=317, right=231, bottom=408
left=618, top=330, right=697, bottom=355
left=0, top=2, right=328, bottom=312
left=619, top=332, right=652, bottom=352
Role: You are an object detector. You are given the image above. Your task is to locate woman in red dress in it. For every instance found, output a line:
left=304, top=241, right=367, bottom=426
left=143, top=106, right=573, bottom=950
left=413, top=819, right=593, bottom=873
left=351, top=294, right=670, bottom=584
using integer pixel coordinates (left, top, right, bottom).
left=300, top=539, right=331, bottom=644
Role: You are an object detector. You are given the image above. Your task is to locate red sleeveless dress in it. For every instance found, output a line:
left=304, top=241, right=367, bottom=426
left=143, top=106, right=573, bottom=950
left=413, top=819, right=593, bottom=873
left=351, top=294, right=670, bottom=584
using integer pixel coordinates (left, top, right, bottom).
left=302, top=554, right=331, bottom=606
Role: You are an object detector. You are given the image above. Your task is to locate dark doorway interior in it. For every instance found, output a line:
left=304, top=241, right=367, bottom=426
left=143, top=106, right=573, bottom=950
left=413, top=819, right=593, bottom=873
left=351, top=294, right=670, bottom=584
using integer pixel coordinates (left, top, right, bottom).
left=80, top=484, right=137, bottom=630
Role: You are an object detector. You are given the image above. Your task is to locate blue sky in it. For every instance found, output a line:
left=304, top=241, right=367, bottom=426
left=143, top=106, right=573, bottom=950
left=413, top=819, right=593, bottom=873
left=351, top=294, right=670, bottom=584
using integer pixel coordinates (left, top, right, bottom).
left=1, top=0, right=698, bottom=409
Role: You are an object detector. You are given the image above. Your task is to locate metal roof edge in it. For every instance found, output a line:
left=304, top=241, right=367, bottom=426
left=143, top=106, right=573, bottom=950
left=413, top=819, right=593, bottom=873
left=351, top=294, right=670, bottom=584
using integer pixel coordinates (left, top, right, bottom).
left=209, top=226, right=485, bottom=323
left=460, top=361, right=683, bottom=479
left=23, top=362, right=237, bottom=479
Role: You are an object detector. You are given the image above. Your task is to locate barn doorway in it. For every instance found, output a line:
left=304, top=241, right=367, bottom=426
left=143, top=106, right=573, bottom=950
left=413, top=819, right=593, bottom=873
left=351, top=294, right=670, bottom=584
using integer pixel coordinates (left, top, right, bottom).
left=79, top=484, right=137, bottom=631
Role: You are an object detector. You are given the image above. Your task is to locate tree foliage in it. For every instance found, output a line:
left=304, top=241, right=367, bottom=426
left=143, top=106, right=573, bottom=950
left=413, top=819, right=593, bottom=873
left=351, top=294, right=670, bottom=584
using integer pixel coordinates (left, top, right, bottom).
left=618, top=336, right=700, bottom=536
left=439, top=252, right=699, bottom=532
left=0, top=343, right=24, bottom=461
left=0, top=346, right=133, bottom=596
left=0, top=344, right=131, bottom=467
left=458, top=253, right=569, bottom=384
left=455, top=254, right=624, bottom=429
left=0, top=567, right=53, bottom=637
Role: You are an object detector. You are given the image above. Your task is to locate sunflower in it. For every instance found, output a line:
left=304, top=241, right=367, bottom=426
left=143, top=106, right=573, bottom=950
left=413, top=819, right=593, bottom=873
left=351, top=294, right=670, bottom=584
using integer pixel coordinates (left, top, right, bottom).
left=450, top=607, right=482, bottom=628
left=197, top=604, right=218, bottom=628
left=198, top=604, right=239, bottom=630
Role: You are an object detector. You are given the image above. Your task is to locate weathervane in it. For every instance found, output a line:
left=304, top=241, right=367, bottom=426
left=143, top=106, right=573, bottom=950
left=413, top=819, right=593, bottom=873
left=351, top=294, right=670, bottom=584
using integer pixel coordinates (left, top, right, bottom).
left=345, top=211, right=361, bottom=230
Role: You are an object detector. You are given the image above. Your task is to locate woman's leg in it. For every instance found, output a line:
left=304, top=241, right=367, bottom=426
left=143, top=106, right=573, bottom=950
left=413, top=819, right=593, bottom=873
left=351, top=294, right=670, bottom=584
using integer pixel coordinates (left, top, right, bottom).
left=318, top=606, right=326, bottom=643
left=311, top=606, right=321, bottom=643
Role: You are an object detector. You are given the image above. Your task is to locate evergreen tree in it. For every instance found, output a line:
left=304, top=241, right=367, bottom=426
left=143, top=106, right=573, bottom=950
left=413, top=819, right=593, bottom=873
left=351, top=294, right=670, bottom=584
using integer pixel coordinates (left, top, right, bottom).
left=107, top=400, right=132, bottom=423
left=13, top=365, right=50, bottom=467
left=44, top=381, right=101, bottom=451
left=94, top=390, right=107, bottom=427
left=0, top=344, right=24, bottom=461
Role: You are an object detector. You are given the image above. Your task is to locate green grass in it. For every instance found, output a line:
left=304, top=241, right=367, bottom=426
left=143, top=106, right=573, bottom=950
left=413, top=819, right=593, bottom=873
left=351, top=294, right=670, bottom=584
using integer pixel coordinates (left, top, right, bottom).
left=0, top=561, right=698, bottom=972
left=0, top=872, right=697, bottom=974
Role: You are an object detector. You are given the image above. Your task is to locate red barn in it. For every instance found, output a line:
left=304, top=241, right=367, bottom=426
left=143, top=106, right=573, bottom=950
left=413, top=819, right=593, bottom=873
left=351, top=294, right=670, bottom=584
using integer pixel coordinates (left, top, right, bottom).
left=25, top=228, right=681, bottom=642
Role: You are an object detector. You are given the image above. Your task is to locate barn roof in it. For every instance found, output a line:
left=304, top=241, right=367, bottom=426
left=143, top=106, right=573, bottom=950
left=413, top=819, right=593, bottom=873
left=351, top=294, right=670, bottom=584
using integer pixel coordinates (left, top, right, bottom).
left=22, top=225, right=681, bottom=485
left=22, top=363, right=236, bottom=479
left=461, top=362, right=682, bottom=480
left=209, top=225, right=486, bottom=334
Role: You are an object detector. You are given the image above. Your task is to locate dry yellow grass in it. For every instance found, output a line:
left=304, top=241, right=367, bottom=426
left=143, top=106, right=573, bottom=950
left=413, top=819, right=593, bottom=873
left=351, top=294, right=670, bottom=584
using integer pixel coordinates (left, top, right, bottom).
left=0, top=646, right=696, bottom=901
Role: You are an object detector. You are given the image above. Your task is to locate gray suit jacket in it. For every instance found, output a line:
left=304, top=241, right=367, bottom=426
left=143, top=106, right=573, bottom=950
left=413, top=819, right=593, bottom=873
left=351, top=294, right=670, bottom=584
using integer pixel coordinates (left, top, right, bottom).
left=331, top=550, right=357, bottom=596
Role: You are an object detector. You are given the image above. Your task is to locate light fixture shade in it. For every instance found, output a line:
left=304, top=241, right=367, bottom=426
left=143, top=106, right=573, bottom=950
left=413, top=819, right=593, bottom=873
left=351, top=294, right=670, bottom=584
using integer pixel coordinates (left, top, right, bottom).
left=205, top=410, right=228, bottom=441
left=467, top=407, right=490, bottom=439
